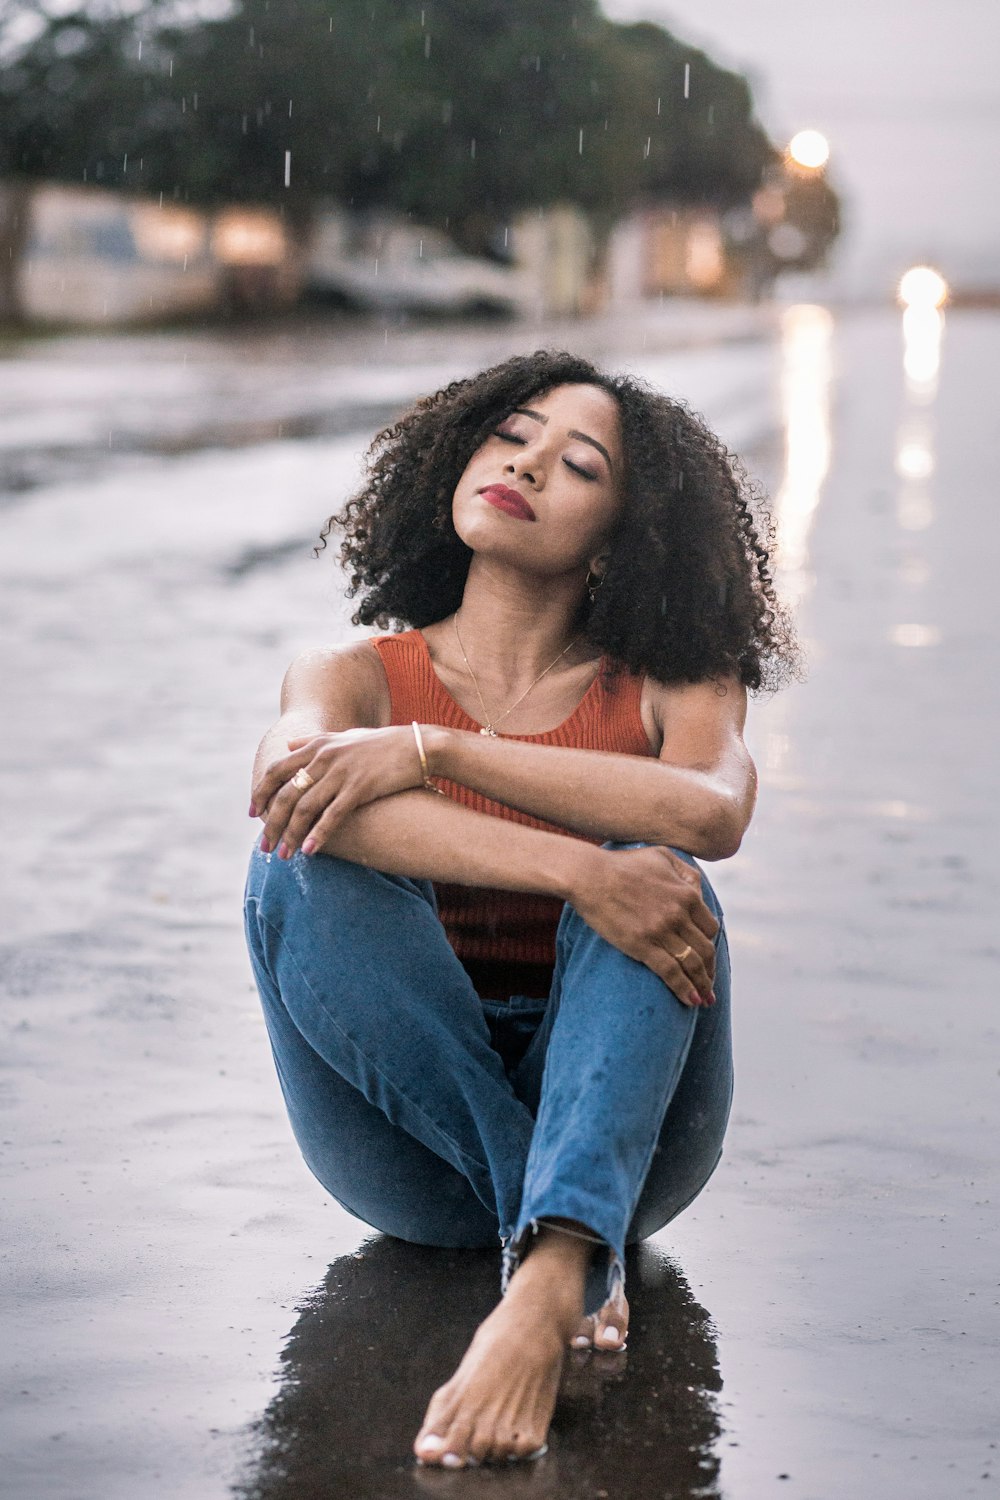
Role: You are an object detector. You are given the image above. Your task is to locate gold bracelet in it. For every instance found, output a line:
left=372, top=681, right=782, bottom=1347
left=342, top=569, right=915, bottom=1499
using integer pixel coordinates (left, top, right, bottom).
left=411, top=721, right=445, bottom=794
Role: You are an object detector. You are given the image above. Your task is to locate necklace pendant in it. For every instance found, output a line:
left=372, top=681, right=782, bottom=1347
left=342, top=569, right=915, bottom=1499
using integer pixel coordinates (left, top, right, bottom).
left=480, top=726, right=498, bottom=737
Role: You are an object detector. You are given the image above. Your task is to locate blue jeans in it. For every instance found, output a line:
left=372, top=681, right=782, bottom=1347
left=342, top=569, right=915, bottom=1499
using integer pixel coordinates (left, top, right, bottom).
left=243, top=838, right=733, bottom=1317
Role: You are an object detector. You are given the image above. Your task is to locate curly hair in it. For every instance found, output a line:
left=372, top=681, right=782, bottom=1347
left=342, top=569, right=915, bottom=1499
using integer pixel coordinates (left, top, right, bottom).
left=318, top=349, right=800, bottom=692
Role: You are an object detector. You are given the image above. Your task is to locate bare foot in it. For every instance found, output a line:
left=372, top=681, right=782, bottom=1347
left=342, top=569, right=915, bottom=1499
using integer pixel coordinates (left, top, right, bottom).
left=413, top=1227, right=590, bottom=1468
left=569, top=1284, right=630, bottom=1352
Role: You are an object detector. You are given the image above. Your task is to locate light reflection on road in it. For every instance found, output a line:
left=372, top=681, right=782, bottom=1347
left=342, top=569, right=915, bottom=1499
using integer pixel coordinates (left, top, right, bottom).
left=772, top=304, right=834, bottom=609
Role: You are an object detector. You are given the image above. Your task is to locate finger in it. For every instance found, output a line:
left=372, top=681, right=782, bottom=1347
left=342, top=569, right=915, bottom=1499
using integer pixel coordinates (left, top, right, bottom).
left=675, top=922, right=717, bottom=990
left=648, top=953, right=702, bottom=1007
left=261, top=777, right=317, bottom=853
left=298, top=794, right=360, bottom=856
left=687, top=896, right=720, bottom=942
left=252, top=747, right=315, bottom=818
left=276, top=784, right=333, bottom=855
left=281, top=778, right=352, bottom=855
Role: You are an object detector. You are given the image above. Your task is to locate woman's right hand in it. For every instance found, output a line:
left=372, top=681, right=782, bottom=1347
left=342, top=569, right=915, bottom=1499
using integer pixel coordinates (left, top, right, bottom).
left=566, top=845, right=720, bottom=1007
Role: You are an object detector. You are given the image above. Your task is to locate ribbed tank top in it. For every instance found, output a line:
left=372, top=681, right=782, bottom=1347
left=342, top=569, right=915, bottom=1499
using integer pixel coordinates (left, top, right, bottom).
left=370, top=629, right=653, bottom=997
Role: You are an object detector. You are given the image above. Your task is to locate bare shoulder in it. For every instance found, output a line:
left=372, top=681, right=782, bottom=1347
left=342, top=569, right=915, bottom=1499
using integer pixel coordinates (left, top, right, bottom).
left=640, top=671, right=749, bottom=760
left=280, top=638, right=391, bottom=729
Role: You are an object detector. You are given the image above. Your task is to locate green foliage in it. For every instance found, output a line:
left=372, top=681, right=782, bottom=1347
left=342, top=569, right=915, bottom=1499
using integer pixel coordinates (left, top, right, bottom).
left=0, top=0, right=780, bottom=239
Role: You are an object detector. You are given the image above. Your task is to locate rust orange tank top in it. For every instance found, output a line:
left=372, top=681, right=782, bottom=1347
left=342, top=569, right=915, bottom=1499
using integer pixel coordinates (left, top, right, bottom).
left=369, top=629, right=654, bottom=997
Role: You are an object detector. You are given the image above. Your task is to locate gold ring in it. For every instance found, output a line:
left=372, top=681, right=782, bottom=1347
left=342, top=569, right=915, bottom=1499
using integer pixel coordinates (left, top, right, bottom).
left=291, top=768, right=315, bottom=792
left=671, top=944, right=693, bottom=963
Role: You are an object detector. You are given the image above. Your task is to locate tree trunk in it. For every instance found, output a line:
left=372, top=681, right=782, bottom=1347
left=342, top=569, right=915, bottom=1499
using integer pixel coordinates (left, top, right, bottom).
left=0, top=179, right=32, bottom=325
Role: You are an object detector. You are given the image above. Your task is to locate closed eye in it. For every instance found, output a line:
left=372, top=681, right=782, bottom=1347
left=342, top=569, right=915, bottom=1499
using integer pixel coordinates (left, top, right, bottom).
left=493, top=430, right=597, bottom=480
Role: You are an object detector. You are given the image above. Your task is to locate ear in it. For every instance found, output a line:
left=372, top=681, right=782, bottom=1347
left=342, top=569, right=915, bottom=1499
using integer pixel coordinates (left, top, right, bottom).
left=587, top=550, right=611, bottom=578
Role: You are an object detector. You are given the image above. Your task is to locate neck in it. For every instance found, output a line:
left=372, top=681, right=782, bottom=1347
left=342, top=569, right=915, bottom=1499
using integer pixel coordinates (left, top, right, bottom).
left=452, top=558, right=590, bottom=682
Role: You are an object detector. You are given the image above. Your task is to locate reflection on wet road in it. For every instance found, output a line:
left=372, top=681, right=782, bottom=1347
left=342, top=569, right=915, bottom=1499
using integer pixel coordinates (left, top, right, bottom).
left=234, top=1240, right=722, bottom=1500
left=1, top=305, right=997, bottom=1500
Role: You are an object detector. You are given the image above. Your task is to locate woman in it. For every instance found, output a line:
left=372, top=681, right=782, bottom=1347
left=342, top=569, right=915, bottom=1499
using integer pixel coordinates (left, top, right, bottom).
left=243, top=349, right=796, bottom=1470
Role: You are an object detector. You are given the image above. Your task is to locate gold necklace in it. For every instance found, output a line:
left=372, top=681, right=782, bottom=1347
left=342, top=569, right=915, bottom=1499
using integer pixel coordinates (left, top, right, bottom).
left=452, top=612, right=582, bottom=737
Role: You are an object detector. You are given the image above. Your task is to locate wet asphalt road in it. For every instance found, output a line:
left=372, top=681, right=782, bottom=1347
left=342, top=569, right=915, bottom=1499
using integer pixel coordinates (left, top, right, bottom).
left=1, top=303, right=997, bottom=1499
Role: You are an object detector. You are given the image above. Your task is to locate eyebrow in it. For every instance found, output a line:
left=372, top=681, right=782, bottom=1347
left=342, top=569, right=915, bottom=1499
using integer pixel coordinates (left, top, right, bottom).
left=513, top=407, right=615, bottom=473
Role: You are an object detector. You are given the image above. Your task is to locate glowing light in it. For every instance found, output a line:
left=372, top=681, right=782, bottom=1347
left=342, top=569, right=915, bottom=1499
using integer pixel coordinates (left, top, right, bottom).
left=902, top=304, right=944, bottom=397
left=131, top=205, right=206, bottom=263
left=895, top=442, right=934, bottom=480
left=684, top=220, right=725, bottom=289
left=787, top=130, right=830, bottom=169
left=898, top=265, right=948, bottom=309
left=212, top=209, right=287, bottom=266
left=773, top=304, right=834, bottom=605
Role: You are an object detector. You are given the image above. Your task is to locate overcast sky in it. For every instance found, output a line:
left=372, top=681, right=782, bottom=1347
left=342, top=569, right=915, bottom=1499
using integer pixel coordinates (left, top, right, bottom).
left=602, top=0, right=1000, bottom=292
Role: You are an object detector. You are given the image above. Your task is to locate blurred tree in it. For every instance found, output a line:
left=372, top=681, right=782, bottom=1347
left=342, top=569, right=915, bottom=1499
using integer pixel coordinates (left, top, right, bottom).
left=0, top=0, right=781, bottom=243
left=0, top=0, right=840, bottom=314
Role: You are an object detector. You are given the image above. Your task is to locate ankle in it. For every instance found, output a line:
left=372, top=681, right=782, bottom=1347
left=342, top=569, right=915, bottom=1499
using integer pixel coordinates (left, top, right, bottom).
left=504, top=1229, right=589, bottom=1324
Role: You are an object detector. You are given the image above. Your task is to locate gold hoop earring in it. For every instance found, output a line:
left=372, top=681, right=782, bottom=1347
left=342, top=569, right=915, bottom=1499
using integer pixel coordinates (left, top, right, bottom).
left=586, top=568, right=605, bottom=603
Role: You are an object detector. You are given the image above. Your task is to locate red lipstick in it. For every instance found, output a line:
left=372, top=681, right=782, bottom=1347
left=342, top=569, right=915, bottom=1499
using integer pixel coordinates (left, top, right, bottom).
left=479, top=484, right=537, bottom=522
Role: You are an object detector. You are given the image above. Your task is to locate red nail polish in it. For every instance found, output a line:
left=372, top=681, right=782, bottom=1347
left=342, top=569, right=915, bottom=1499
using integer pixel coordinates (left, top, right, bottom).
left=302, top=837, right=316, bottom=855
left=260, top=836, right=271, bottom=854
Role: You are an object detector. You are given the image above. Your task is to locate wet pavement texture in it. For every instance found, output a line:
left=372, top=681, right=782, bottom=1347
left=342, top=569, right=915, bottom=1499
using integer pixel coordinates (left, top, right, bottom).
left=1, top=303, right=997, bottom=1499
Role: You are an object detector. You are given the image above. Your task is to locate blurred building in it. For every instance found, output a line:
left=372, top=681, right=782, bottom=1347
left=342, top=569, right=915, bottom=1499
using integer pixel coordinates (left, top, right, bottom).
left=10, top=182, right=299, bottom=325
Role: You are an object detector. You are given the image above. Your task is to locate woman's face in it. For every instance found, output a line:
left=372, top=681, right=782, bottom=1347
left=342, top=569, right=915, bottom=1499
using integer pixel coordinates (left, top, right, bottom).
left=451, top=382, right=624, bottom=578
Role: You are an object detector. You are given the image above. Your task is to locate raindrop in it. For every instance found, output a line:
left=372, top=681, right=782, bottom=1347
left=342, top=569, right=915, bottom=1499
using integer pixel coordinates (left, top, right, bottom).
left=657, top=96, right=661, bottom=115
left=242, top=113, right=248, bottom=135
left=168, top=58, right=173, bottom=77
left=677, top=470, right=684, bottom=490
left=683, top=63, right=690, bottom=99
left=181, top=97, right=186, bottom=114
left=193, top=91, right=198, bottom=111
left=643, top=136, right=650, bottom=159
left=470, top=138, right=476, bottom=158
left=376, top=114, right=381, bottom=133
left=329, top=16, right=332, bottom=29
left=503, top=226, right=508, bottom=247
left=421, top=7, right=425, bottom=23
left=288, top=99, right=293, bottom=117
left=158, top=190, right=163, bottom=206
left=424, top=34, right=431, bottom=58
left=123, top=153, right=128, bottom=172
left=578, top=128, right=584, bottom=154
left=183, top=252, right=188, bottom=271
left=138, top=39, right=142, bottom=61
left=374, top=255, right=379, bottom=276
left=284, top=151, right=291, bottom=187
left=442, top=100, right=452, bottom=125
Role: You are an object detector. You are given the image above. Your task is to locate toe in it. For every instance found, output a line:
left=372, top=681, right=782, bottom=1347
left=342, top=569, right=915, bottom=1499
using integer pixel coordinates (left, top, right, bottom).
left=569, top=1312, right=595, bottom=1349
left=593, top=1291, right=629, bottom=1350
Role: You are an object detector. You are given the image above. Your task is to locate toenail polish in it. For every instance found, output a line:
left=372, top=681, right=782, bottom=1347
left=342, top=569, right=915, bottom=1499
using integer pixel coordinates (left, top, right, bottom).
left=572, top=1334, right=591, bottom=1348
left=418, top=1435, right=444, bottom=1452
left=441, top=1453, right=463, bottom=1468
left=602, top=1326, right=619, bottom=1341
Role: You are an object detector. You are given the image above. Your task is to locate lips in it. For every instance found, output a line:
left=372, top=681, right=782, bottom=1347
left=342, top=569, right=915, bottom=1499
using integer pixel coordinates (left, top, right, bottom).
left=479, top=484, right=537, bottom=522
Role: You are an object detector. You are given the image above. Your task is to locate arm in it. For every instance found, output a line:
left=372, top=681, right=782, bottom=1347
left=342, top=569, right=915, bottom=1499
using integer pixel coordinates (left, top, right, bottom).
left=420, top=675, right=758, bottom=860
left=248, top=644, right=722, bottom=1004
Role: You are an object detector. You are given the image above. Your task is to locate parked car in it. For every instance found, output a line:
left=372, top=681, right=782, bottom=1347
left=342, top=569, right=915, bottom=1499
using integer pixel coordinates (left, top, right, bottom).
left=305, top=211, right=527, bottom=317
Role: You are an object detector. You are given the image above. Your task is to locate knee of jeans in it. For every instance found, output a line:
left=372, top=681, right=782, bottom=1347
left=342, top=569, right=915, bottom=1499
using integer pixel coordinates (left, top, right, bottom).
left=249, top=841, right=435, bottom=914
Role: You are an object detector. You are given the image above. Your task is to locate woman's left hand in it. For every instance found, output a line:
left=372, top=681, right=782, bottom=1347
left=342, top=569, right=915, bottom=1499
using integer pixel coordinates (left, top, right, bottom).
left=251, top=727, right=428, bottom=857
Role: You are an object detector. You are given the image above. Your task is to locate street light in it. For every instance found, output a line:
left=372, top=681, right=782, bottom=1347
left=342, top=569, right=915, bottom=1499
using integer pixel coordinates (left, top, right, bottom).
left=787, top=130, right=830, bottom=171
left=897, top=265, right=949, bottom=309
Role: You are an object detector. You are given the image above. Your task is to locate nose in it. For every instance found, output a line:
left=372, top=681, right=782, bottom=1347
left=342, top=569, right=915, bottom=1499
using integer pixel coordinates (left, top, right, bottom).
left=504, top=439, right=544, bottom=486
